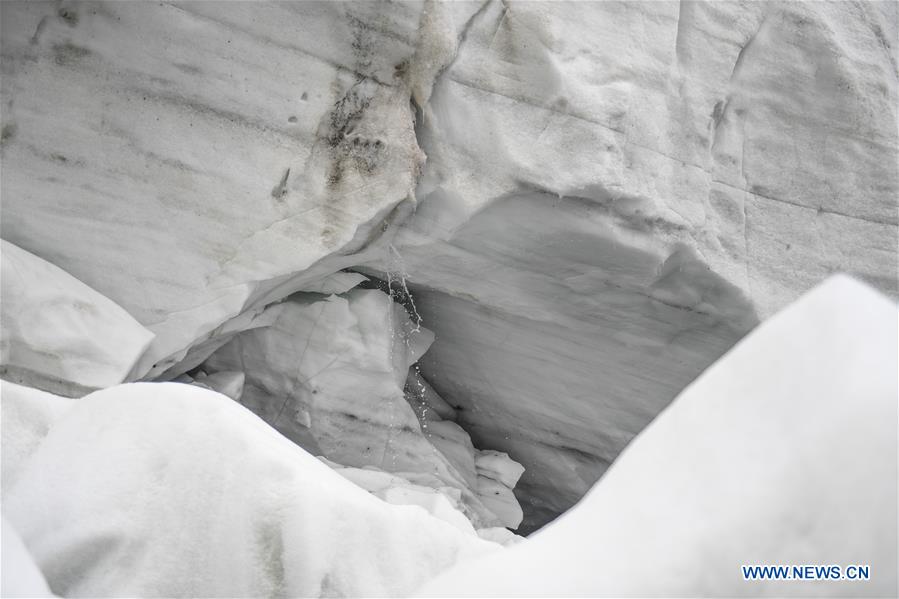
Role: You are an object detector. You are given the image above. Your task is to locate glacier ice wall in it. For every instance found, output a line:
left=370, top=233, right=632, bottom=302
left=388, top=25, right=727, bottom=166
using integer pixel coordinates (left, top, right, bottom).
left=359, top=0, right=899, bottom=529
left=0, top=0, right=436, bottom=376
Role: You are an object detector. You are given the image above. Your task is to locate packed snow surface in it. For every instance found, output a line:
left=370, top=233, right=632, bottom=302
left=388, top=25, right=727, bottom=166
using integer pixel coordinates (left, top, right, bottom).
left=1, top=381, right=500, bottom=597
left=419, top=276, right=898, bottom=597
left=1, top=517, right=56, bottom=598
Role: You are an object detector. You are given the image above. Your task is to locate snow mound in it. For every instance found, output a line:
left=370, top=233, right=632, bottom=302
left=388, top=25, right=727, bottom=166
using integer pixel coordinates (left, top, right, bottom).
left=419, top=275, right=898, bottom=597
left=0, top=381, right=74, bottom=490
left=1, top=516, right=56, bottom=598
left=2, top=382, right=500, bottom=597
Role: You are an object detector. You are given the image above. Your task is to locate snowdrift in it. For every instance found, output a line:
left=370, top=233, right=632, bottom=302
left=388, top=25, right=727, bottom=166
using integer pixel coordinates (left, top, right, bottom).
left=1, top=381, right=499, bottom=597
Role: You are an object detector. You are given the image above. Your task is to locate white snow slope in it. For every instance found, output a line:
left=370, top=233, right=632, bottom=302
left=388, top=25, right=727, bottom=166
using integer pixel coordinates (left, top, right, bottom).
left=419, top=275, right=898, bottom=597
left=1, top=516, right=56, bottom=598
left=1, top=381, right=500, bottom=598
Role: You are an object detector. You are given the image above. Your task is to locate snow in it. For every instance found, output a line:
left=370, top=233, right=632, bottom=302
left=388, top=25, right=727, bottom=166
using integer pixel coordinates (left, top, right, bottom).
left=0, top=0, right=895, bottom=556
left=324, top=457, right=527, bottom=538
left=0, top=1, right=444, bottom=379
left=0, top=240, right=154, bottom=396
left=2, top=382, right=501, bottom=598
left=419, top=276, right=898, bottom=597
left=0, top=381, right=74, bottom=491
left=1, top=0, right=895, bottom=533
left=1, top=517, right=56, bottom=598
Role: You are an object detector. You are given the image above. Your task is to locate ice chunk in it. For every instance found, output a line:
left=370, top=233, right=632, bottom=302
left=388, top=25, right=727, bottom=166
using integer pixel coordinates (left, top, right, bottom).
left=0, top=241, right=154, bottom=396
left=203, top=288, right=510, bottom=528
left=476, top=450, right=525, bottom=489
left=474, top=450, right=525, bottom=529
left=324, top=460, right=475, bottom=534
left=476, top=527, right=524, bottom=547
left=192, top=370, right=245, bottom=401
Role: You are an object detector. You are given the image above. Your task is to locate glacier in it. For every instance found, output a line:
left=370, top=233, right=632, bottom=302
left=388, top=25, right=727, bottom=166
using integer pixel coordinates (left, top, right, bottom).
left=0, top=0, right=897, bottom=596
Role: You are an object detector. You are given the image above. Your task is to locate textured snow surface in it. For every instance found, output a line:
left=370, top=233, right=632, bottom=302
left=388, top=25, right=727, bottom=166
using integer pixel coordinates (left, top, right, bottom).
left=419, top=276, right=898, bottom=597
left=0, top=380, right=75, bottom=491
left=0, top=240, right=154, bottom=396
left=1, top=381, right=500, bottom=598
left=1, top=517, right=56, bottom=598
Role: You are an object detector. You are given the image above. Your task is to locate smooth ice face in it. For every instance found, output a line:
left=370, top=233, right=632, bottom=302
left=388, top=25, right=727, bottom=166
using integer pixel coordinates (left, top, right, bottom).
left=1, top=381, right=501, bottom=598
left=366, top=192, right=759, bottom=529
left=418, top=276, right=899, bottom=597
